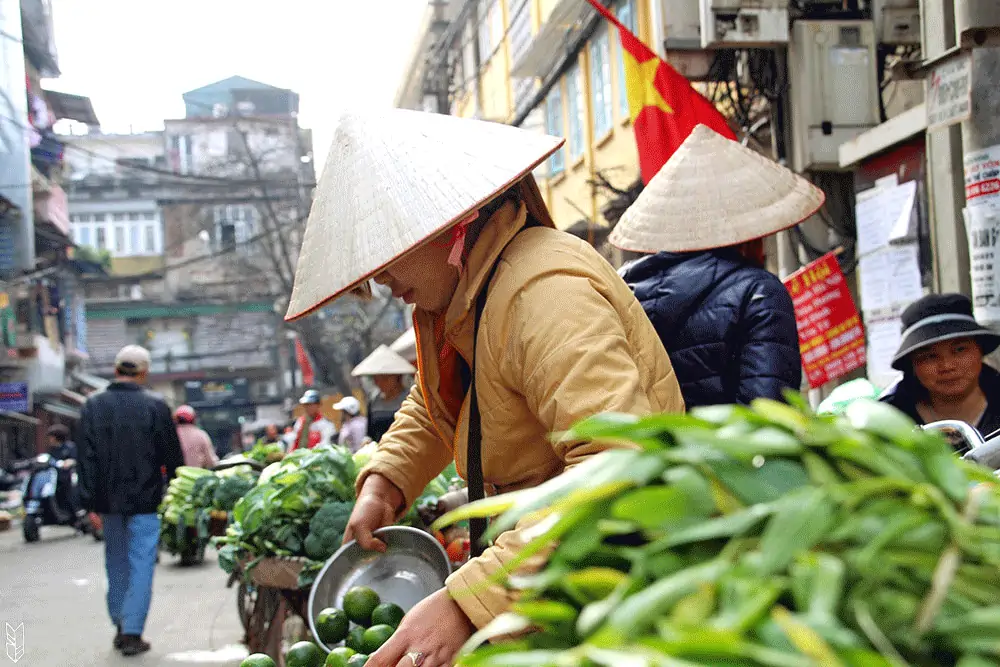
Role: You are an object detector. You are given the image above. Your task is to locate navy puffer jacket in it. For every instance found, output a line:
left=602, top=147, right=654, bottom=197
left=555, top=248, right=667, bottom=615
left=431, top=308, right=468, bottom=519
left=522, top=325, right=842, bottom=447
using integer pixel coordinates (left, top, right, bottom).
left=620, top=249, right=802, bottom=408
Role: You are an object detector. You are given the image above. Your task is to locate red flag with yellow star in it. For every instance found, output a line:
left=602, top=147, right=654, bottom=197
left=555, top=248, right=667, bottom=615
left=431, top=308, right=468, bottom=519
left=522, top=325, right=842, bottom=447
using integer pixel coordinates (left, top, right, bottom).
left=584, top=0, right=736, bottom=184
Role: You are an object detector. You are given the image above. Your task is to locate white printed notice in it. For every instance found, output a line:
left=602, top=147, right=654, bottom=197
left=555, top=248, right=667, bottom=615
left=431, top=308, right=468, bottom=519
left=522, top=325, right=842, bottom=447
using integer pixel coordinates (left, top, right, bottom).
left=855, top=180, right=918, bottom=255
left=965, top=144, right=1000, bottom=208
left=857, top=244, right=924, bottom=314
left=865, top=318, right=904, bottom=390
left=967, top=206, right=1000, bottom=324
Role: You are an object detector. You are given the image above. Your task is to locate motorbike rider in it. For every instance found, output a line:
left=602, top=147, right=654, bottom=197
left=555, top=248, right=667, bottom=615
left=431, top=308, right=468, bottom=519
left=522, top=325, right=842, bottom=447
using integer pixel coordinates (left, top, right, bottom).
left=46, top=424, right=80, bottom=518
left=288, top=390, right=337, bottom=451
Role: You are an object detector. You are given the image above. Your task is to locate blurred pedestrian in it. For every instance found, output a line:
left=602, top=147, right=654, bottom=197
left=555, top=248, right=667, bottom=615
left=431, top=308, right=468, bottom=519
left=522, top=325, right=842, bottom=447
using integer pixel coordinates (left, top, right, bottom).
left=334, top=395, right=367, bottom=453
left=288, top=389, right=337, bottom=451
left=351, top=345, right=416, bottom=442
left=77, top=345, right=184, bottom=656
left=616, top=125, right=819, bottom=408
left=173, top=405, right=218, bottom=469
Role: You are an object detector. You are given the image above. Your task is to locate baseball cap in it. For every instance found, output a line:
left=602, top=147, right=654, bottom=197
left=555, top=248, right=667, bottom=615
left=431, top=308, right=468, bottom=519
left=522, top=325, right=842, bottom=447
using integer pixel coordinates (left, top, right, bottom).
left=114, top=345, right=152, bottom=374
left=333, top=396, right=361, bottom=416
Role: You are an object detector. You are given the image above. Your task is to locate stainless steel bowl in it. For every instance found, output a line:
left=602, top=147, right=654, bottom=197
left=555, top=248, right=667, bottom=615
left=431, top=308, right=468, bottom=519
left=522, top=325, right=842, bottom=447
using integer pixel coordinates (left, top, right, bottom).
left=307, top=526, right=452, bottom=652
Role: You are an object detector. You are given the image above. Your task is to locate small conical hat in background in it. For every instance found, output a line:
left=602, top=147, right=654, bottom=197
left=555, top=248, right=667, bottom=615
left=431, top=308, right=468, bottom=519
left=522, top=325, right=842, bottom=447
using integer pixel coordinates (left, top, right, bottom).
left=389, top=327, right=417, bottom=363
left=351, top=345, right=417, bottom=377
left=284, top=109, right=564, bottom=321
left=609, top=125, right=826, bottom=253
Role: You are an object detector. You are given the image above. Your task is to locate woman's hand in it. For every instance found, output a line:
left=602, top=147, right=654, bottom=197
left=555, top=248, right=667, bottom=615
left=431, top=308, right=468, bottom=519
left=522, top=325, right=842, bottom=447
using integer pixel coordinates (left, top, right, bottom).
left=343, top=474, right=404, bottom=552
left=366, top=588, right=475, bottom=667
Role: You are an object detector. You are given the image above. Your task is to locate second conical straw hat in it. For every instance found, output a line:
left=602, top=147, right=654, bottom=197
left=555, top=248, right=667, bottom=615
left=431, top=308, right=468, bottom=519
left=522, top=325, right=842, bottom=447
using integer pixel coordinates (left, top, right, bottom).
left=609, top=125, right=825, bottom=253
left=284, top=109, right=564, bottom=321
left=351, top=345, right=417, bottom=377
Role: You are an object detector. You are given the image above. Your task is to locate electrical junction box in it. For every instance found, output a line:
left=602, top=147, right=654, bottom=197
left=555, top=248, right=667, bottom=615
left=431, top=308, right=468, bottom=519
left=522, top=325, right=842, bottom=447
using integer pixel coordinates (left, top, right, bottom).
left=881, top=7, right=921, bottom=45
left=699, top=0, right=790, bottom=49
left=956, top=0, right=1000, bottom=47
left=788, top=20, right=880, bottom=172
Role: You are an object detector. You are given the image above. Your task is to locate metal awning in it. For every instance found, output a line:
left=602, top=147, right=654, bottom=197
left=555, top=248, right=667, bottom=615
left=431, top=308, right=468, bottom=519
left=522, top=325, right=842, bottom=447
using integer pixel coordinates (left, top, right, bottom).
left=511, top=0, right=590, bottom=78
left=0, top=410, right=40, bottom=426
left=41, top=402, right=80, bottom=420
left=838, top=103, right=928, bottom=168
left=72, top=371, right=109, bottom=392
left=43, top=90, right=100, bottom=126
left=60, top=388, right=87, bottom=406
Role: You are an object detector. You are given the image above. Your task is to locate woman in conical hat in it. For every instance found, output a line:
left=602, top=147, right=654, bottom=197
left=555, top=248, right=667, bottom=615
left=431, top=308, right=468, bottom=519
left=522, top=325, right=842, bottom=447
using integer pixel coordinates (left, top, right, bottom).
left=351, top=344, right=416, bottom=443
left=286, top=108, right=685, bottom=666
left=615, top=124, right=825, bottom=409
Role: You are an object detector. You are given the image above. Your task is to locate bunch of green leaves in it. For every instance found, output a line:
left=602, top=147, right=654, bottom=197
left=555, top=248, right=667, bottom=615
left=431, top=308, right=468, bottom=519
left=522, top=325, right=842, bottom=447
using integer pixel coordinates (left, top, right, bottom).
left=247, top=441, right=285, bottom=464
left=215, top=445, right=358, bottom=573
left=435, top=395, right=1000, bottom=667
left=401, top=462, right=465, bottom=529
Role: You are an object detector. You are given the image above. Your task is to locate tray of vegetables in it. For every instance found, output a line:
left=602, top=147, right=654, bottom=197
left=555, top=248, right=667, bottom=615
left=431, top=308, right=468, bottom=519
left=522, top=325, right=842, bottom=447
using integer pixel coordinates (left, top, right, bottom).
left=436, top=395, right=1000, bottom=667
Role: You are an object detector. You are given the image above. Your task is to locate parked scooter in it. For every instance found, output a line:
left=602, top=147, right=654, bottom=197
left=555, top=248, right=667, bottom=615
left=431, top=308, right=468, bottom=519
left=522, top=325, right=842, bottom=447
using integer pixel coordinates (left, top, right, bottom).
left=16, top=452, right=101, bottom=543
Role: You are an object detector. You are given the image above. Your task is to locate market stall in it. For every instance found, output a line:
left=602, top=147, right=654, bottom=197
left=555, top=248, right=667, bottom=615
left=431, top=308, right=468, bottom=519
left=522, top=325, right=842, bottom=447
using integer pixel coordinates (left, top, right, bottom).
left=216, top=442, right=464, bottom=664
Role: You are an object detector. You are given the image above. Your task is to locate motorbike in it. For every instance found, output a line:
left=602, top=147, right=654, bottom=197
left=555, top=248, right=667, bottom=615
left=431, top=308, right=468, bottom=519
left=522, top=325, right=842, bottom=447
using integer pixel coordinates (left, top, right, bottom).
left=922, top=420, right=1000, bottom=472
left=16, top=452, right=101, bottom=543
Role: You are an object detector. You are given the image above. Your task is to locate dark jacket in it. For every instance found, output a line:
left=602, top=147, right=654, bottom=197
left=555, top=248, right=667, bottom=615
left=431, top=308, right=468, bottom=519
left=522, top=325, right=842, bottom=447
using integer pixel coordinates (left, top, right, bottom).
left=880, top=365, right=1000, bottom=439
left=620, top=249, right=802, bottom=408
left=78, top=381, right=185, bottom=515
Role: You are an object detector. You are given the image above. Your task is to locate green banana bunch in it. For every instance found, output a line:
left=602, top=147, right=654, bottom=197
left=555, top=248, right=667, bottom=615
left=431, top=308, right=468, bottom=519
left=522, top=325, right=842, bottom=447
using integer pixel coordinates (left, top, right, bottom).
left=435, top=395, right=1000, bottom=667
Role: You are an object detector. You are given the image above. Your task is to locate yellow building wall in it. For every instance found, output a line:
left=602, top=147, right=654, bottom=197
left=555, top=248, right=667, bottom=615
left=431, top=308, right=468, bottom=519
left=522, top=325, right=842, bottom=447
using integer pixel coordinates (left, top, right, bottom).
left=465, top=0, right=648, bottom=232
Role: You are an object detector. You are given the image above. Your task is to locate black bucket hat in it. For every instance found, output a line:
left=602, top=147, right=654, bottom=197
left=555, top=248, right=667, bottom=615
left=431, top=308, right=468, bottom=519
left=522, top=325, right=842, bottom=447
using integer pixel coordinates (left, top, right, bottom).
left=891, top=293, right=1000, bottom=370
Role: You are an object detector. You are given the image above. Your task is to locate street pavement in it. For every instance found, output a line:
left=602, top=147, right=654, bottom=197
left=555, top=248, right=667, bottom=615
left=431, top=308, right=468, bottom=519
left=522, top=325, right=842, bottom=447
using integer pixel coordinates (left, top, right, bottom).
left=0, top=522, right=250, bottom=667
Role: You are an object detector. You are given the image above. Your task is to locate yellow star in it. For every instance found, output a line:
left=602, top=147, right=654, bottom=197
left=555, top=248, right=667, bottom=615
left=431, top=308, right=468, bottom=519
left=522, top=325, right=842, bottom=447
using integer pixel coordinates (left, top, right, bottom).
left=623, top=51, right=673, bottom=123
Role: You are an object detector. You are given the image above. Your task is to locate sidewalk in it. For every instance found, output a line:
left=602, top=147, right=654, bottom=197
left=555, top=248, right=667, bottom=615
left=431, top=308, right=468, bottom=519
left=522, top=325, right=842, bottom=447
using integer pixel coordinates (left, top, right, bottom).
left=0, top=522, right=249, bottom=666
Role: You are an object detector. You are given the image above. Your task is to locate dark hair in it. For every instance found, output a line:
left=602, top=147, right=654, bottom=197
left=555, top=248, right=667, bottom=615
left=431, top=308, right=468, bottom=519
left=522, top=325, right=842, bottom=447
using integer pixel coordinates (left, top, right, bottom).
left=47, top=424, right=70, bottom=442
left=116, top=363, right=143, bottom=378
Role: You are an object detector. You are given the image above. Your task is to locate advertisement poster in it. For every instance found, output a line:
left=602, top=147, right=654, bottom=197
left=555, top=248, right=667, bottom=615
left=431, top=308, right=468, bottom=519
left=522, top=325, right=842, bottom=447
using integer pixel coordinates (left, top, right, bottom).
left=0, top=381, right=29, bottom=413
left=784, top=253, right=867, bottom=389
left=964, top=144, right=1000, bottom=325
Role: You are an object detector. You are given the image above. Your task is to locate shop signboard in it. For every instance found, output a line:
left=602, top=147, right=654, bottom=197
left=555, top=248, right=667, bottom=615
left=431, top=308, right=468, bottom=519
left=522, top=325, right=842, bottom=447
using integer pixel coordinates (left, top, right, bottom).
left=183, top=377, right=252, bottom=408
left=0, top=382, right=29, bottom=413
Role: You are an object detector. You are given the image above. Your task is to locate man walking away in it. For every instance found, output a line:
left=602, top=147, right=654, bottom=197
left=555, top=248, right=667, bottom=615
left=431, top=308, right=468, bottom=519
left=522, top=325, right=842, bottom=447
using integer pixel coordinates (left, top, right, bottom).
left=77, top=345, right=185, bottom=656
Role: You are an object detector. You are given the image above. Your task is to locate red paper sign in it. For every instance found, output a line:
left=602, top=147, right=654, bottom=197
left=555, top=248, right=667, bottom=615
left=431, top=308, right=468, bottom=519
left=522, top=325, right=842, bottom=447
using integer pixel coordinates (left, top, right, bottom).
left=783, top=253, right=867, bottom=389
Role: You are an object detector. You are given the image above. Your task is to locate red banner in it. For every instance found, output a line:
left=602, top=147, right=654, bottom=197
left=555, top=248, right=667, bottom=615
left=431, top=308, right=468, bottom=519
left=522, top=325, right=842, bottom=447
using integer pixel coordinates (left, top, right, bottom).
left=295, top=337, right=315, bottom=387
left=783, top=252, right=866, bottom=389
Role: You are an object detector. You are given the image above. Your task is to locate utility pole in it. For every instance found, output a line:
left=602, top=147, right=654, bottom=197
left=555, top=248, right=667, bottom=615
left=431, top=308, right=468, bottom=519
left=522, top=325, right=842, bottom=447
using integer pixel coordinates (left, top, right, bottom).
left=960, top=46, right=1000, bottom=325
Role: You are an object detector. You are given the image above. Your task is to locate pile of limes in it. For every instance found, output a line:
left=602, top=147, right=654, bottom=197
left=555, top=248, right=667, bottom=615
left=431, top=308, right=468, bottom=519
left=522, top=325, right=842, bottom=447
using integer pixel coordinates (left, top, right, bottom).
left=315, top=586, right=405, bottom=666
left=237, top=586, right=405, bottom=667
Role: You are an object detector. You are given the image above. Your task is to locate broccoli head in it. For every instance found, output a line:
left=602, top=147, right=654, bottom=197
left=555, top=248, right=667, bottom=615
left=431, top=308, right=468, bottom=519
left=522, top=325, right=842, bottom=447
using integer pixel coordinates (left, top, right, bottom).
left=212, top=475, right=256, bottom=512
left=303, top=500, right=354, bottom=560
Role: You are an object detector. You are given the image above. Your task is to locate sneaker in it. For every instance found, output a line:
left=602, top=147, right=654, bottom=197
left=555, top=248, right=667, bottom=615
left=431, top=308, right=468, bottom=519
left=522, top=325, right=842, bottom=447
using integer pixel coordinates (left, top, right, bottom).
left=113, top=626, right=124, bottom=650
left=119, top=635, right=151, bottom=656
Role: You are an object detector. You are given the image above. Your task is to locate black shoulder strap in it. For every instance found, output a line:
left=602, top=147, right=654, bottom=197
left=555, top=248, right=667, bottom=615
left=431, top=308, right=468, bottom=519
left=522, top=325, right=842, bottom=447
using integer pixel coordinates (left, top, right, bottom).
left=466, top=222, right=538, bottom=557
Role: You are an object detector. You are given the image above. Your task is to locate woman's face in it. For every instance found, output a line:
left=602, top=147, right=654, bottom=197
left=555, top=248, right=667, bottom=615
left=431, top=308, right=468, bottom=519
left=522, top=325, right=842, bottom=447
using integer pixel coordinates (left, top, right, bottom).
left=373, top=236, right=460, bottom=314
left=911, top=337, right=983, bottom=400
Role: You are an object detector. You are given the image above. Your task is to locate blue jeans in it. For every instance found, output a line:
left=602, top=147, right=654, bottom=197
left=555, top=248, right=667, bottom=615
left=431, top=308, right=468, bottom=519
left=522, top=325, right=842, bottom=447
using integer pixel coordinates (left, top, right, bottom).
left=102, top=513, right=160, bottom=636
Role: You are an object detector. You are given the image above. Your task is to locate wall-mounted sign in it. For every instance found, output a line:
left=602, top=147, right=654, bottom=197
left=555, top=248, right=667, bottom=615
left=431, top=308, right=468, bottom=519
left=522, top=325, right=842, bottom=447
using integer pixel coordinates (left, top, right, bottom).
left=0, top=381, right=29, bottom=413
left=184, top=377, right=251, bottom=408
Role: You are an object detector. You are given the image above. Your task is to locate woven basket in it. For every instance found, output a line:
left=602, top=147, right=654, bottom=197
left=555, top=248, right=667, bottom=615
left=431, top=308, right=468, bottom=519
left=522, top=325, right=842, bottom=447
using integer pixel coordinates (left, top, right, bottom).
left=249, top=557, right=308, bottom=590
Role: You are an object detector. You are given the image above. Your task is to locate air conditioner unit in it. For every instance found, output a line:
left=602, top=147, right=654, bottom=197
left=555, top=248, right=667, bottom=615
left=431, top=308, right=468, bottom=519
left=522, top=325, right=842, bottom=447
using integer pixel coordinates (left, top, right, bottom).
left=788, top=20, right=880, bottom=172
left=699, top=0, right=790, bottom=48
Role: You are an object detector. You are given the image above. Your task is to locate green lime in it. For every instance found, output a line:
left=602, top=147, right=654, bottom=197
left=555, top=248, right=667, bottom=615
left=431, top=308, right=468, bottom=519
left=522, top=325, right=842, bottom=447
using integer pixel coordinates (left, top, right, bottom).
left=346, top=655, right=369, bottom=667
left=241, top=655, right=277, bottom=667
left=345, top=626, right=367, bottom=653
left=324, top=646, right=356, bottom=667
left=370, top=602, right=405, bottom=629
left=285, top=640, right=325, bottom=667
left=316, top=607, right=350, bottom=645
left=361, top=624, right=394, bottom=654
left=342, top=586, right=381, bottom=626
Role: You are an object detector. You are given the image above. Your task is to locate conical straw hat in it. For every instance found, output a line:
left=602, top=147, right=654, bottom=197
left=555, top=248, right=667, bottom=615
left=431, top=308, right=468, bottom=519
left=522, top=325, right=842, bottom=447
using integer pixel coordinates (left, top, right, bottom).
left=389, top=327, right=417, bottom=363
left=351, top=344, right=417, bottom=377
left=609, top=125, right=825, bottom=253
left=284, top=109, right=564, bottom=321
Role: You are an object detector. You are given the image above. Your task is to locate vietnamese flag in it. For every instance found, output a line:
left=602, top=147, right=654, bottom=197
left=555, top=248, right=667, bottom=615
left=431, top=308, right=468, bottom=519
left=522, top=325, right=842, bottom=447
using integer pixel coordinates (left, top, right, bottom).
left=584, top=0, right=736, bottom=184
